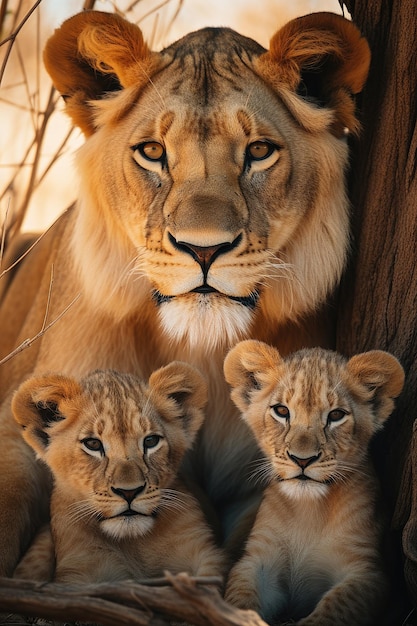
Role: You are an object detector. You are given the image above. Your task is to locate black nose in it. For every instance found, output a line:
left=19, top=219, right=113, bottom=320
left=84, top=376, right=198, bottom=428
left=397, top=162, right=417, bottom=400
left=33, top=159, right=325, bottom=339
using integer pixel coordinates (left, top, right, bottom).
left=168, top=232, right=242, bottom=276
left=111, top=485, right=145, bottom=504
left=287, top=452, right=321, bottom=469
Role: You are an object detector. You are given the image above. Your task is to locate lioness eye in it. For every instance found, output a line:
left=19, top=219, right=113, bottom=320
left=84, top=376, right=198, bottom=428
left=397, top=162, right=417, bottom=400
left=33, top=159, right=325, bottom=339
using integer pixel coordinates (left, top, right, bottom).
left=327, top=409, right=347, bottom=423
left=143, top=434, right=161, bottom=451
left=247, top=141, right=276, bottom=161
left=137, top=142, right=165, bottom=162
left=271, top=404, right=290, bottom=420
left=81, top=437, right=104, bottom=454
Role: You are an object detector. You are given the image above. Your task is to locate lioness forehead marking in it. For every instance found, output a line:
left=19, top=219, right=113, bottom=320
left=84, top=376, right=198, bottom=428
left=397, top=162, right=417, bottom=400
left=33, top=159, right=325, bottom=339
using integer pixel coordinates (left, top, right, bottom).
left=163, top=27, right=265, bottom=66
left=161, top=27, right=265, bottom=103
left=237, top=110, right=252, bottom=137
left=159, top=111, right=175, bottom=136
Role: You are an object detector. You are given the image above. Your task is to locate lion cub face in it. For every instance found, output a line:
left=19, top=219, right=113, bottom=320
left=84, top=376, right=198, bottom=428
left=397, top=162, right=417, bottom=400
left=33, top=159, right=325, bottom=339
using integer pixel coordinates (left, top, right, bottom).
left=224, top=340, right=404, bottom=500
left=12, top=363, right=207, bottom=540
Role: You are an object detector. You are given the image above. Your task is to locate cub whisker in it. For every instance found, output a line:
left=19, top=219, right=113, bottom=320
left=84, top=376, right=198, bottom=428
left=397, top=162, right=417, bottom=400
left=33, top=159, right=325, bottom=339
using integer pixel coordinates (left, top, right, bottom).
left=66, top=500, right=101, bottom=526
left=159, top=489, right=189, bottom=513
left=248, top=459, right=275, bottom=487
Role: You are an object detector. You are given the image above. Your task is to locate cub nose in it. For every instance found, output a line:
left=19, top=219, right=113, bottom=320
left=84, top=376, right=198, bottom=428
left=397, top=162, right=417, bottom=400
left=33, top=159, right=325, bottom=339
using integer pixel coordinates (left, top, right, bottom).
left=111, top=485, right=145, bottom=504
left=287, top=452, right=321, bottom=469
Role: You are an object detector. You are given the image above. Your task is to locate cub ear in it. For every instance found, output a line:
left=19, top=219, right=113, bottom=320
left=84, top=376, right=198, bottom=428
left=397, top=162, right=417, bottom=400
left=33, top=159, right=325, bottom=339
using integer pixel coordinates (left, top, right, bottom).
left=224, top=340, right=283, bottom=414
left=256, top=12, right=371, bottom=136
left=148, top=362, right=208, bottom=439
left=346, top=350, right=405, bottom=425
left=43, top=11, right=162, bottom=135
left=12, top=374, right=82, bottom=457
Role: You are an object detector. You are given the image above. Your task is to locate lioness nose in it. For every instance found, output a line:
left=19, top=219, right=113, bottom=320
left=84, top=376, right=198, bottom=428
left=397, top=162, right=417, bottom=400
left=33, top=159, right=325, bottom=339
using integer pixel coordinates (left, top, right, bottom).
left=168, top=232, right=242, bottom=273
left=287, top=452, right=321, bottom=469
left=111, top=485, right=145, bottom=504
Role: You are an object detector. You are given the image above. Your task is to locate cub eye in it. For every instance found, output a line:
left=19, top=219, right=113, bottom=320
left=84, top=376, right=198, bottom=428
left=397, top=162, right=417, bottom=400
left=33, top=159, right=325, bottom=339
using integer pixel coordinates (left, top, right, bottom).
left=327, top=409, right=348, bottom=424
left=271, top=404, right=290, bottom=421
left=135, top=141, right=165, bottom=162
left=81, top=437, right=104, bottom=455
left=143, top=434, right=161, bottom=451
left=247, top=140, right=277, bottom=161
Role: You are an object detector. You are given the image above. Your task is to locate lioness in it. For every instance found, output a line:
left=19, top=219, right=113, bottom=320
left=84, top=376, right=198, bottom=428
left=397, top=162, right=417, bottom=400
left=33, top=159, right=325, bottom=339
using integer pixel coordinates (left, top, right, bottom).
left=0, top=10, right=370, bottom=574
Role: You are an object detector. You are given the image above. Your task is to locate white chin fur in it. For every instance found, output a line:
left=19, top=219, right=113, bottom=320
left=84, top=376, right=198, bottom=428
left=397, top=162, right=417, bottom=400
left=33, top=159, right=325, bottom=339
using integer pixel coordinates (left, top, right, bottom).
left=279, top=479, right=329, bottom=501
left=158, top=294, right=254, bottom=351
left=101, top=515, right=155, bottom=540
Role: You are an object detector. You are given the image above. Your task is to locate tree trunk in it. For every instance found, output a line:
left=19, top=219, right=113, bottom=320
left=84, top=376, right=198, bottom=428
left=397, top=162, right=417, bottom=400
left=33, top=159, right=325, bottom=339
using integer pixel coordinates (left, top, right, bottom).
left=337, top=0, right=417, bottom=618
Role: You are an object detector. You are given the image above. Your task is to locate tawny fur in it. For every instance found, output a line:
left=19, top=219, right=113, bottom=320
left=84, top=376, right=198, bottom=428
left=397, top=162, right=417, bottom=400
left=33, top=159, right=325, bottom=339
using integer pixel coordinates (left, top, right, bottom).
left=0, top=11, right=369, bottom=575
left=224, top=341, right=404, bottom=625
left=12, top=365, right=226, bottom=584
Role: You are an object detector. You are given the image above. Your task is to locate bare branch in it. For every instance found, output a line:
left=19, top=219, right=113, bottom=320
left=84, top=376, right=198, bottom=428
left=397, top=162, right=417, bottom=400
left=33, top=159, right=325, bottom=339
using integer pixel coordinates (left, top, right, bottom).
left=83, top=0, right=97, bottom=10
left=0, top=216, right=60, bottom=280
left=0, top=574, right=268, bottom=626
left=0, top=292, right=81, bottom=367
left=0, top=137, right=36, bottom=205
left=10, top=85, right=57, bottom=236
left=40, top=264, right=54, bottom=332
left=0, top=0, right=43, bottom=86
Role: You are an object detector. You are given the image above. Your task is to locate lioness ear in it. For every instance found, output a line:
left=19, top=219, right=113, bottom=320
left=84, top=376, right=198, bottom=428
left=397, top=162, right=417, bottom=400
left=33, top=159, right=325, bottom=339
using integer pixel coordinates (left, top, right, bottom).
left=256, top=12, right=371, bottom=136
left=346, top=350, right=405, bottom=425
left=224, top=340, right=283, bottom=414
left=148, top=362, right=208, bottom=439
left=12, top=375, right=82, bottom=457
left=43, top=11, right=161, bottom=135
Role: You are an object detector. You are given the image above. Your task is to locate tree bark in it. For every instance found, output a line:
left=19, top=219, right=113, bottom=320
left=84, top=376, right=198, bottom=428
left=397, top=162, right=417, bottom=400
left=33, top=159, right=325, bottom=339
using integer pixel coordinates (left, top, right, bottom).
left=337, top=0, right=417, bottom=616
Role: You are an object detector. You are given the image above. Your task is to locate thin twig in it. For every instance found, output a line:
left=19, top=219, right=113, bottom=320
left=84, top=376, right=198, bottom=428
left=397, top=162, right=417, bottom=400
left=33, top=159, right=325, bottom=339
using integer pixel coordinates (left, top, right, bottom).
left=164, top=0, right=184, bottom=39
left=0, top=95, right=36, bottom=112
left=0, top=292, right=81, bottom=367
left=40, top=264, right=54, bottom=332
left=0, top=216, right=62, bottom=280
left=15, top=39, right=37, bottom=131
left=10, top=85, right=57, bottom=236
left=0, top=0, right=8, bottom=37
left=134, top=0, right=173, bottom=24
left=0, top=198, right=9, bottom=270
left=83, top=0, right=97, bottom=10
left=0, top=0, right=43, bottom=86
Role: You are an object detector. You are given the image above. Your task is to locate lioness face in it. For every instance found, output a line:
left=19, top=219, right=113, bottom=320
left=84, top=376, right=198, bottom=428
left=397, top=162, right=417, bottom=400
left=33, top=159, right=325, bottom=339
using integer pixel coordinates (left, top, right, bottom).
left=44, top=13, right=370, bottom=351
left=77, top=29, right=348, bottom=349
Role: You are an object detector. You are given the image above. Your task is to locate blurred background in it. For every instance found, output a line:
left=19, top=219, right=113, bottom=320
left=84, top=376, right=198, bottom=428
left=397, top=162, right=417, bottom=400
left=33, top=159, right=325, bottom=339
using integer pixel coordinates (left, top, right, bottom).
left=0, top=0, right=342, bottom=234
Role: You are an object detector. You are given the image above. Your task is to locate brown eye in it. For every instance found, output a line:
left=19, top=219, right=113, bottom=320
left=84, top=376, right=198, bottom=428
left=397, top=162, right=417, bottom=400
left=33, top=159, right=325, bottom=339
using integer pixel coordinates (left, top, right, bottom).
left=138, top=142, right=165, bottom=161
left=327, top=409, right=347, bottom=423
left=81, top=437, right=104, bottom=454
left=247, top=141, right=276, bottom=161
left=271, top=404, right=290, bottom=420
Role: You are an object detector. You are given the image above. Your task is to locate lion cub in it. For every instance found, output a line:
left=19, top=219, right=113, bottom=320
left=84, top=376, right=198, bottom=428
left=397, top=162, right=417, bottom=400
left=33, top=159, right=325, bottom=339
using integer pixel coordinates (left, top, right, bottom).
left=224, top=340, right=404, bottom=626
left=12, top=363, right=225, bottom=584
